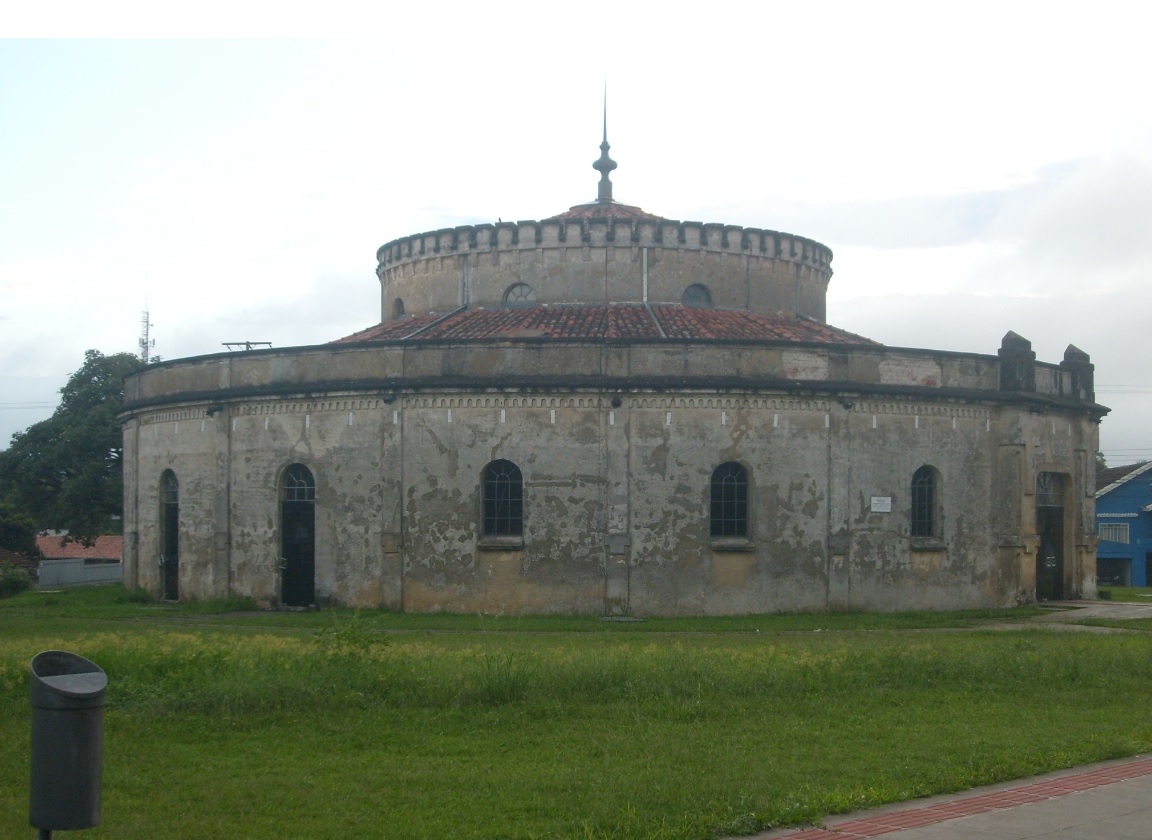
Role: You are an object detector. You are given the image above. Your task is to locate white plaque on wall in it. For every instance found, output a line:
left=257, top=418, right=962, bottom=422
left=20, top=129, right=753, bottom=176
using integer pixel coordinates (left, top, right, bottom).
left=871, top=496, right=893, bottom=513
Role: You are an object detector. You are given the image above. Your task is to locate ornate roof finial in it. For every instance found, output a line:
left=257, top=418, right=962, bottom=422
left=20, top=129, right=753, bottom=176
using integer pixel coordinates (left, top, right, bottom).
left=593, top=89, right=616, bottom=203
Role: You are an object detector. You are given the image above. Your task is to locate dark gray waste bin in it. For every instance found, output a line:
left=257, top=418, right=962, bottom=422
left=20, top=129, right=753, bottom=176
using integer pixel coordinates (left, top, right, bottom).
left=29, top=650, right=107, bottom=832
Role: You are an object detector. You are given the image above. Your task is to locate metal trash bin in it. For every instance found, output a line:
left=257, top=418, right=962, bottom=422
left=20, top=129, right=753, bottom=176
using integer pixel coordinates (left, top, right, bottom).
left=29, top=650, right=107, bottom=833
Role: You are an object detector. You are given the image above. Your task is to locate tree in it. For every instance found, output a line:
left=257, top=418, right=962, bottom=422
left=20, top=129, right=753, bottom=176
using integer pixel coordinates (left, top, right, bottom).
left=0, top=495, right=41, bottom=558
left=0, top=350, right=145, bottom=542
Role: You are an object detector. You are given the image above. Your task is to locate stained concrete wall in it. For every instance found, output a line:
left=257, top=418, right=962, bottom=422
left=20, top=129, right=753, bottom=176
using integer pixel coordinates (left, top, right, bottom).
left=124, top=341, right=1037, bottom=408
left=376, top=220, right=833, bottom=322
left=121, top=338, right=1103, bottom=614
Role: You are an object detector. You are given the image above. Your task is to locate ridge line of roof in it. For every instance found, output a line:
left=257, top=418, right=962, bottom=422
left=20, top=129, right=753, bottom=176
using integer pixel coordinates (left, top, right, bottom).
left=1097, top=460, right=1152, bottom=497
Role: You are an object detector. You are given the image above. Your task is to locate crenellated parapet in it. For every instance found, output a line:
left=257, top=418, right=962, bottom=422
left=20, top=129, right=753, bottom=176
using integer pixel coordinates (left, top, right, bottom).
left=376, top=218, right=833, bottom=264
left=375, top=217, right=835, bottom=323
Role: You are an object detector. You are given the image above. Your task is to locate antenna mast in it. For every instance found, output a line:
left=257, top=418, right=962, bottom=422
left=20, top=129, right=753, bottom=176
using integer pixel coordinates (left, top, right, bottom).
left=138, top=310, right=156, bottom=363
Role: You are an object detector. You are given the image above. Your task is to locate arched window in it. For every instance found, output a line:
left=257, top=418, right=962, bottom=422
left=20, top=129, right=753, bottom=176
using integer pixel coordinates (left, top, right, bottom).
left=910, top=466, right=939, bottom=538
left=281, top=463, right=316, bottom=502
left=682, top=283, right=713, bottom=308
left=503, top=283, right=535, bottom=308
left=482, top=459, right=523, bottom=536
left=392, top=298, right=406, bottom=319
left=710, top=462, right=748, bottom=537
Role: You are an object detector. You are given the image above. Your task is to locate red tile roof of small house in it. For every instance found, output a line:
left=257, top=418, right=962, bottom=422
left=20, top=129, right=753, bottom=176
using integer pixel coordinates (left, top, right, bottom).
left=0, top=547, right=35, bottom=567
left=35, top=535, right=123, bottom=561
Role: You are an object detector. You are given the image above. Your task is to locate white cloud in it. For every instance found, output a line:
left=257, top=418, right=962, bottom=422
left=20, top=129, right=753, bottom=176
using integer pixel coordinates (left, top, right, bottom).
left=1, top=21, right=1150, bottom=459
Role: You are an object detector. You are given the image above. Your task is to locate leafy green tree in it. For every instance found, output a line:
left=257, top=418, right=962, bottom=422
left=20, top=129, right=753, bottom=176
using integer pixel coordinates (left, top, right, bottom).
left=0, top=350, right=145, bottom=542
left=0, top=495, right=41, bottom=558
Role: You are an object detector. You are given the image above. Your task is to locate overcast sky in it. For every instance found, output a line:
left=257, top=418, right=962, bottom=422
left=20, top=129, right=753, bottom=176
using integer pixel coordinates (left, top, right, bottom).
left=2, top=3, right=1150, bottom=464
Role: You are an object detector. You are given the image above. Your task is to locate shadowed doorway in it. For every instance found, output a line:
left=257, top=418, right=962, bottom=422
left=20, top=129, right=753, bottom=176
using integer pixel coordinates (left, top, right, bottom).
left=1035, top=472, right=1067, bottom=600
left=280, top=464, right=316, bottom=607
left=160, top=470, right=179, bottom=601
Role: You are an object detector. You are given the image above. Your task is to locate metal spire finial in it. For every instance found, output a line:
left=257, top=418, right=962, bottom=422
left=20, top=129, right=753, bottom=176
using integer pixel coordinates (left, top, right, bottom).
left=592, top=89, right=616, bottom=203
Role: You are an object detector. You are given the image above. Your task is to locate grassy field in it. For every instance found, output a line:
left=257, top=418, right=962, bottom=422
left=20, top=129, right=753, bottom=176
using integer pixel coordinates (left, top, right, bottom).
left=1096, top=585, right=1152, bottom=603
left=2, top=587, right=1151, bottom=839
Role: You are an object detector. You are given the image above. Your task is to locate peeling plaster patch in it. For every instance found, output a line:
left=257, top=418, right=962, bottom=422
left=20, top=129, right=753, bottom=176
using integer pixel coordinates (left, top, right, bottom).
left=783, top=350, right=828, bottom=379
left=879, top=356, right=941, bottom=387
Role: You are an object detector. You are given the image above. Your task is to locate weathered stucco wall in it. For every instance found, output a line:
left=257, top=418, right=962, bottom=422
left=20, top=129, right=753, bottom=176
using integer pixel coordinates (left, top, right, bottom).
left=121, top=335, right=1103, bottom=614
left=376, top=219, right=833, bottom=322
left=124, top=340, right=1038, bottom=408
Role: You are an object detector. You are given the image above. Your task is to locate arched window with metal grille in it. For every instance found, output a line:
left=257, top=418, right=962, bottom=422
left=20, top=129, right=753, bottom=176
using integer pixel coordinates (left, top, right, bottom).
left=710, top=462, right=749, bottom=538
left=482, top=459, right=524, bottom=536
left=682, top=283, right=713, bottom=308
left=503, top=283, right=535, bottom=308
left=910, top=465, right=940, bottom=538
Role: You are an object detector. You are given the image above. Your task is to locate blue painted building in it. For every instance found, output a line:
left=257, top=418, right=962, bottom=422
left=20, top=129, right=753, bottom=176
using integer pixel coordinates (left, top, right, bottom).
left=1096, top=461, right=1152, bottom=586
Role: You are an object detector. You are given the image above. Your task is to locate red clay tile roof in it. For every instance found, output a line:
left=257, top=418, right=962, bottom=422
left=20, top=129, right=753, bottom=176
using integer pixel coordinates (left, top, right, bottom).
left=650, top=305, right=872, bottom=343
left=333, top=304, right=877, bottom=346
left=545, top=201, right=665, bottom=222
left=36, top=535, right=123, bottom=560
left=0, top=547, right=34, bottom=566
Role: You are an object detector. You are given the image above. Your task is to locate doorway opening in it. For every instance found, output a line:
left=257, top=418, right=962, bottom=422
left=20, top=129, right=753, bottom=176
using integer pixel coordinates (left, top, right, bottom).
left=160, top=470, right=179, bottom=601
left=1035, top=472, right=1067, bottom=600
left=280, top=464, right=316, bottom=607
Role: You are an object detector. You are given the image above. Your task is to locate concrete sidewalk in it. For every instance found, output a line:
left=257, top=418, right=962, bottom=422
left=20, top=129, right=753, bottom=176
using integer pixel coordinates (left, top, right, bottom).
left=742, top=755, right=1152, bottom=839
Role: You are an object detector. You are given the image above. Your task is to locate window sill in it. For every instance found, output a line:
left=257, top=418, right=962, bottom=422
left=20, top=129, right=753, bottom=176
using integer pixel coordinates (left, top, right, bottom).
left=910, top=537, right=946, bottom=552
left=477, top=535, right=525, bottom=551
left=711, top=537, right=755, bottom=553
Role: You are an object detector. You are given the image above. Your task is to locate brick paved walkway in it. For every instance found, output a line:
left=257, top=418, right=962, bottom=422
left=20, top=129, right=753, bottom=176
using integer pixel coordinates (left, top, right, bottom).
left=749, top=756, right=1152, bottom=839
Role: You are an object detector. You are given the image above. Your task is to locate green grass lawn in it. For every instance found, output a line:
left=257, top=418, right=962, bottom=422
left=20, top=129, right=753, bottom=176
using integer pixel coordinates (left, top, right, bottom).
left=2, top=587, right=1151, bottom=839
left=1096, top=585, right=1152, bottom=603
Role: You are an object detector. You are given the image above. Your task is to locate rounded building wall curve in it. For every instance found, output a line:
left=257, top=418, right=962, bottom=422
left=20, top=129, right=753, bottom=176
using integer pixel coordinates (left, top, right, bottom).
left=376, top=219, right=834, bottom=322
left=119, top=127, right=1107, bottom=616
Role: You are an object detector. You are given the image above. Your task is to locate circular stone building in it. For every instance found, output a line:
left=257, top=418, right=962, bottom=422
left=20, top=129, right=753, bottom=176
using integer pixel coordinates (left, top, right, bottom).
left=120, top=136, right=1107, bottom=614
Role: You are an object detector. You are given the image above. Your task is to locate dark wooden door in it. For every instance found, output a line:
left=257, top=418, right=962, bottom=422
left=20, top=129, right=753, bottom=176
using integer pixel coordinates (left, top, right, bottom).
left=161, top=472, right=179, bottom=600
left=1036, top=507, right=1064, bottom=600
left=280, top=500, right=315, bottom=607
left=280, top=464, right=316, bottom=608
left=1035, top=473, right=1065, bottom=600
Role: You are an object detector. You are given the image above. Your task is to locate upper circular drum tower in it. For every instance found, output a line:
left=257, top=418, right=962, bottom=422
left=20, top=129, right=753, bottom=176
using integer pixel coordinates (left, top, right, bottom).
left=376, top=128, right=833, bottom=323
